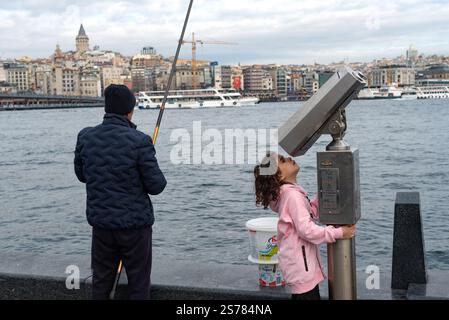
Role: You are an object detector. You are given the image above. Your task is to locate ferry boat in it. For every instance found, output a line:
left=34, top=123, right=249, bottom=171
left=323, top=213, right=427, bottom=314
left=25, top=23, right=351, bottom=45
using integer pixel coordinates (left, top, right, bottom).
left=416, top=86, right=449, bottom=99
left=358, top=85, right=449, bottom=100
left=137, top=88, right=259, bottom=109
left=357, top=86, right=402, bottom=100
left=377, top=85, right=402, bottom=99
left=356, top=88, right=377, bottom=99
left=401, top=87, right=418, bottom=100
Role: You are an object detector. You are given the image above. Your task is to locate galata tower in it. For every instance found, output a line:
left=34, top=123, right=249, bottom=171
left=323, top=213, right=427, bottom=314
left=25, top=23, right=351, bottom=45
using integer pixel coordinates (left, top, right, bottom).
left=76, top=24, right=90, bottom=54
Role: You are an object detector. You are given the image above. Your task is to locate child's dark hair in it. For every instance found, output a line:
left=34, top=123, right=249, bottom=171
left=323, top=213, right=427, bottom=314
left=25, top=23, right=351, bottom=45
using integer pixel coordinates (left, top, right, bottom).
left=254, top=153, right=283, bottom=209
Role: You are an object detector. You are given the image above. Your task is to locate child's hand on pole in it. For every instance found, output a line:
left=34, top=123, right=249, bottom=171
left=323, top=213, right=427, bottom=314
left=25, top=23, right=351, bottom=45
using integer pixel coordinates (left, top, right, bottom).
left=341, top=225, right=356, bottom=239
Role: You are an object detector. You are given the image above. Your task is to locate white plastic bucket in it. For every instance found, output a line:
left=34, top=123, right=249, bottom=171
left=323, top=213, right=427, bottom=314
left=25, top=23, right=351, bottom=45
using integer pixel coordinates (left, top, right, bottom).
left=258, top=264, right=286, bottom=287
left=246, top=217, right=279, bottom=264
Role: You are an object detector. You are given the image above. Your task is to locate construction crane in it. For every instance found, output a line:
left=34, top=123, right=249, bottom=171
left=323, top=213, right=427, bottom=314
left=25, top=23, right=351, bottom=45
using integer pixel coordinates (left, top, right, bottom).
left=182, top=32, right=237, bottom=89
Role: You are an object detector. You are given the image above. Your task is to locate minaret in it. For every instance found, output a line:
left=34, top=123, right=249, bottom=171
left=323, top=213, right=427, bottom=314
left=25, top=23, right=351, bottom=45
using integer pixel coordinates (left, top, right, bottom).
left=53, top=44, right=64, bottom=63
left=76, top=24, right=90, bottom=54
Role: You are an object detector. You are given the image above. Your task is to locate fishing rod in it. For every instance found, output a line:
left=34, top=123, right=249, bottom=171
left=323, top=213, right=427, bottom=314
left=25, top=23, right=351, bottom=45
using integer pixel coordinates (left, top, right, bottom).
left=109, top=0, right=194, bottom=300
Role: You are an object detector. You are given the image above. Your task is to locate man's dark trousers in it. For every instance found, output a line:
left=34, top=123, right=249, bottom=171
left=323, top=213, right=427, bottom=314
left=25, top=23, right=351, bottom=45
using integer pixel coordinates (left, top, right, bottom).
left=91, top=227, right=152, bottom=300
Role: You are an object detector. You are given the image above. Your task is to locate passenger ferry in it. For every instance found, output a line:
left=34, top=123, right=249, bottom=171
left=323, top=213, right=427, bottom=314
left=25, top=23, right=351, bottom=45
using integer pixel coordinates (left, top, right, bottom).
left=378, top=85, right=402, bottom=99
left=416, top=86, right=449, bottom=99
left=137, top=88, right=259, bottom=109
left=358, top=85, right=449, bottom=100
left=357, top=85, right=402, bottom=100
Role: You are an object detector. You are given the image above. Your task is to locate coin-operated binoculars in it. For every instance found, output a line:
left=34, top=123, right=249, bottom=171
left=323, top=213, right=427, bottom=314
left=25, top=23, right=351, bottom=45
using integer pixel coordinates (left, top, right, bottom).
left=279, top=66, right=366, bottom=300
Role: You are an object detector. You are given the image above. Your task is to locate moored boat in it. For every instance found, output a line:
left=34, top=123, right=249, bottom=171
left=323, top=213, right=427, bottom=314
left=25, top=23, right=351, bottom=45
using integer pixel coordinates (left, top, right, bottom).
left=137, top=88, right=259, bottom=109
left=416, top=86, right=449, bottom=99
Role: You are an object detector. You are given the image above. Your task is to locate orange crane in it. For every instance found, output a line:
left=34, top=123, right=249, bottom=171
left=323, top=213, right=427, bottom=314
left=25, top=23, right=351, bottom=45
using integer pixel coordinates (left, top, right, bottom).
left=182, top=32, right=237, bottom=89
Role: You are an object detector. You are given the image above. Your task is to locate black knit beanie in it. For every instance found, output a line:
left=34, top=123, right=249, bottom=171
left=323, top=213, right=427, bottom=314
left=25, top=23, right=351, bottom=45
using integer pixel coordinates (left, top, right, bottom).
left=104, top=84, right=136, bottom=115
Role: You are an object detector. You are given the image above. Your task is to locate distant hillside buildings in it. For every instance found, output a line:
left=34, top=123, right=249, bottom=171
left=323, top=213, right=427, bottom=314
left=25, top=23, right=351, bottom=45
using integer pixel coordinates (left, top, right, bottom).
left=1, top=27, right=448, bottom=100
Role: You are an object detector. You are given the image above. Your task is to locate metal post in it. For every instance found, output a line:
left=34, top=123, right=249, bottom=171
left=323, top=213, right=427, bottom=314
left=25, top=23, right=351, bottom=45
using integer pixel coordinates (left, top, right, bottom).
left=327, top=237, right=357, bottom=300
left=319, top=124, right=359, bottom=300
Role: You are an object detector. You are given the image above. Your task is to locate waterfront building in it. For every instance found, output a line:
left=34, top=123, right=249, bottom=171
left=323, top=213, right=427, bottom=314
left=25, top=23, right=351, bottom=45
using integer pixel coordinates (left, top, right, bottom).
left=303, top=71, right=319, bottom=94
left=290, top=72, right=302, bottom=92
left=76, top=24, right=90, bottom=55
left=319, top=71, right=334, bottom=88
left=4, top=63, right=30, bottom=92
left=174, top=63, right=212, bottom=90
left=415, top=64, right=449, bottom=87
left=241, top=65, right=275, bottom=100
left=213, top=65, right=233, bottom=89
left=369, top=65, right=415, bottom=87
left=242, top=65, right=262, bottom=91
left=266, top=66, right=288, bottom=97
left=242, top=65, right=271, bottom=92
left=279, top=68, right=289, bottom=96
left=419, top=64, right=449, bottom=80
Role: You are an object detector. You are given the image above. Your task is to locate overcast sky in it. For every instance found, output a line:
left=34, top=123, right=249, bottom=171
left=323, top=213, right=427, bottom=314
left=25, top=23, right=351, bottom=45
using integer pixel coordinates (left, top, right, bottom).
left=1, top=0, right=449, bottom=64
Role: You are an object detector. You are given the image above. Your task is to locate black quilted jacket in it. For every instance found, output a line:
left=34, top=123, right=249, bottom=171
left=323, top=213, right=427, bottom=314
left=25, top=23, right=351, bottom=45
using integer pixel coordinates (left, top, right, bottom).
left=74, top=113, right=167, bottom=230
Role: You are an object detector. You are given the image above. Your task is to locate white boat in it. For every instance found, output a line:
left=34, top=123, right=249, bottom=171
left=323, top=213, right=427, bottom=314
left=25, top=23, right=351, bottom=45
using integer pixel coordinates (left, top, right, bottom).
left=401, top=87, right=418, bottom=100
left=416, top=86, right=449, bottom=99
left=357, top=88, right=378, bottom=99
left=357, top=85, right=402, bottom=100
left=377, top=85, right=402, bottom=99
left=137, top=88, right=259, bottom=109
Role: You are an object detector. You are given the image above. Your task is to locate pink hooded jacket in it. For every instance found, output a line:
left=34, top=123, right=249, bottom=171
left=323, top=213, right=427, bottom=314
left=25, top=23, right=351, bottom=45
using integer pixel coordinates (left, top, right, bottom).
left=270, top=183, right=344, bottom=294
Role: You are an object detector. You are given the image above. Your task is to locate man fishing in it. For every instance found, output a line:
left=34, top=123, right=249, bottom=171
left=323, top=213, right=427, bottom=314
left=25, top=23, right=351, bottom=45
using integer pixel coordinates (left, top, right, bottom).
left=74, top=84, right=167, bottom=300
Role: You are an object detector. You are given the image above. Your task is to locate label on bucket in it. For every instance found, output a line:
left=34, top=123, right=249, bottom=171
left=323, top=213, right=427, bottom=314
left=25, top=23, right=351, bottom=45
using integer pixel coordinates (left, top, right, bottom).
left=258, top=235, right=278, bottom=261
left=259, top=264, right=286, bottom=287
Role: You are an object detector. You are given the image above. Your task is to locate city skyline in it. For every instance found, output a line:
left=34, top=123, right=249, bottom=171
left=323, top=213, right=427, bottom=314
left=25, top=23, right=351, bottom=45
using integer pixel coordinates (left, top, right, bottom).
left=1, top=0, right=449, bottom=65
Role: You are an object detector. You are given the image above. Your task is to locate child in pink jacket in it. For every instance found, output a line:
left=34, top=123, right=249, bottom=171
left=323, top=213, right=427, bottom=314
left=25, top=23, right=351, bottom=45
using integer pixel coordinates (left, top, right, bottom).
left=254, top=153, right=355, bottom=300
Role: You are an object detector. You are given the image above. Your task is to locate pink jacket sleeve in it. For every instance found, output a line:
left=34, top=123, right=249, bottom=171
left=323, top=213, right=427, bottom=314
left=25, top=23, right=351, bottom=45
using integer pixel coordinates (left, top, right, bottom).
left=286, top=194, right=343, bottom=245
left=310, top=197, right=319, bottom=220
